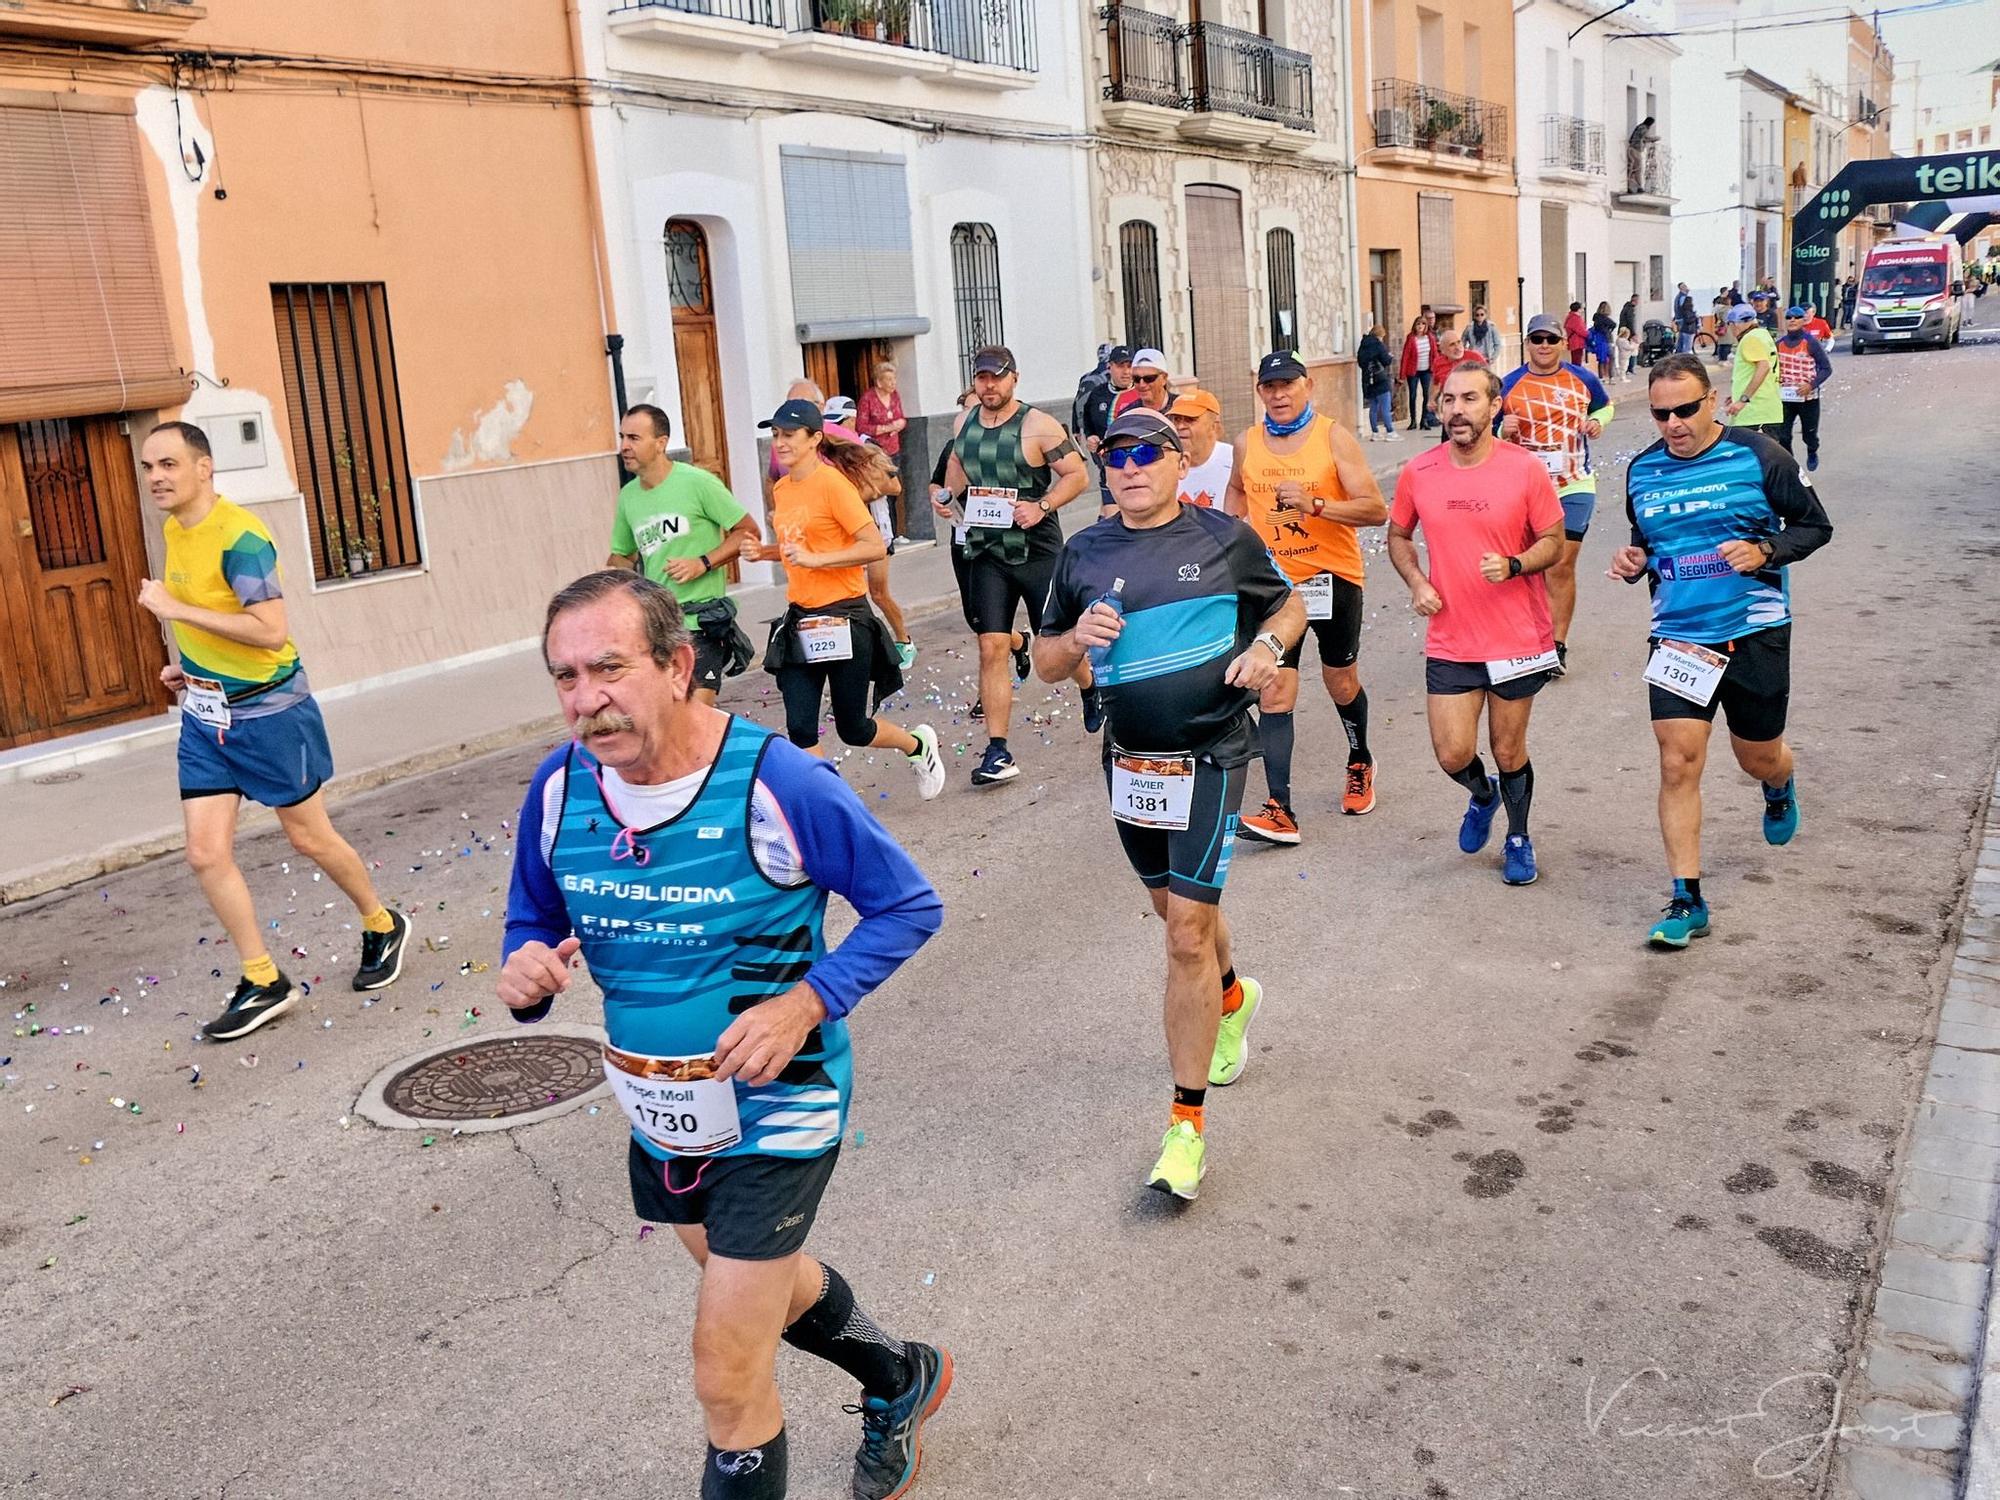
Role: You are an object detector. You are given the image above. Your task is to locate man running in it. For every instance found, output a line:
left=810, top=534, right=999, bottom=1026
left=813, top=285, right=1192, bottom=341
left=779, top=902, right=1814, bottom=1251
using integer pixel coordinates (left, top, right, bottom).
left=501, top=570, right=948, bottom=1500
left=1723, top=304, right=1784, bottom=441
left=1774, top=306, right=1833, bottom=473
left=1079, top=345, right=1134, bottom=511
left=1112, top=348, right=1173, bottom=420
left=135, top=421, right=411, bottom=1040
left=1226, top=350, right=1386, bottom=843
left=1609, top=355, right=1833, bottom=949
left=1498, top=313, right=1615, bottom=675
left=1034, top=407, right=1304, bottom=1200
left=1388, top=365, right=1566, bottom=886
left=943, top=345, right=1098, bottom=783
left=1168, top=388, right=1232, bottom=507
left=608, top=404, right=760, bottom=704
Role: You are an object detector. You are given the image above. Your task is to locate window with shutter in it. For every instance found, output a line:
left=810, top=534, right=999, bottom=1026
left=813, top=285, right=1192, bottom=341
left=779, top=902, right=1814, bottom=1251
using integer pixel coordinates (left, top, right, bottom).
left=1119, top=220, right=1164, bottom=351
left=779, top=147, right=930, bottom=343
left=1266, top=228, right=1298, bottom=349
left=1417, top=193, right=1456, bottom=308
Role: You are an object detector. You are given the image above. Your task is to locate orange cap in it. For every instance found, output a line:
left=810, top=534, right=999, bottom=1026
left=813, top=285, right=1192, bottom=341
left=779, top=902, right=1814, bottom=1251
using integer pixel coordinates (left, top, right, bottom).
left=1168, top=388, right=1221, bottom=418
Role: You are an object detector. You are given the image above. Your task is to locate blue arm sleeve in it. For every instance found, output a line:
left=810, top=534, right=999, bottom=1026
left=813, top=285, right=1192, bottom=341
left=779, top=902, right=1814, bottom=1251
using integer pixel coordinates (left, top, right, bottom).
left=1579, top=368, right=1615, bottom=413
left=1810, top=336, right=1833, bottom=386
left=760, top=742, right=943, bottom=1021
left=501, top=749, right=573, bottom=1021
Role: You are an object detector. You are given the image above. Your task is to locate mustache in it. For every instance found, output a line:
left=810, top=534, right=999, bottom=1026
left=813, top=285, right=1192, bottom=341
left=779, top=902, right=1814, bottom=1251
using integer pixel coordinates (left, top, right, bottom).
left=574, top=711, right=637, bottom=738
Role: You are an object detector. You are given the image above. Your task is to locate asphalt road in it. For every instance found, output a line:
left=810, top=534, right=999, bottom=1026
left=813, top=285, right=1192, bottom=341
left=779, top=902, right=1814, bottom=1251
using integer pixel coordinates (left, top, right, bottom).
left=5, top=334, right=2000, bottom=1500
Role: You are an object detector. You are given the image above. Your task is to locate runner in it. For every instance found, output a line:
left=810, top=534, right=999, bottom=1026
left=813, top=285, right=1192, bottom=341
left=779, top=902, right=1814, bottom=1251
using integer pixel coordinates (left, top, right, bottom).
left=1078, top=345, right=1133, bottom=512
left=1168, top=388, right=1232, bottom=507
left=608, top=404, right=760, bottom=704
left=1387, top=365, right=1566, bottom=886
left=1225, top=350, right=1387, bottom=844
left=1034, top=407, right=1304, bottom=1200
left=1497, top=313, right=1615, bottom=675
left=1775, top=306, right=1834, bottom=473
left=1723, top=305, right=1784, bottom=441
left=1112, top=347, right=1173, bottom=420
left=928, top=388, right=1027, bottom=726
left=1609, top=354, right=1833, bottom=949
left=134, top=421, right=410, bottom=1040
left=500, top=569, right=949, bottom=1500
left=746, top=398, right=945, bottom=799
left=942, top=345, right=1100, bottom=782
left=824, top=394, right=915, bottom=669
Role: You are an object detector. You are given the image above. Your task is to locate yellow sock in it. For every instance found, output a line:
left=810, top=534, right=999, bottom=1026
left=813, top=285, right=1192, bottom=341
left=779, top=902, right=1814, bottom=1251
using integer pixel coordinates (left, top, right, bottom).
left=242, top=953, right=280, bottom=987
left=361, top=907, right=395, bottom=934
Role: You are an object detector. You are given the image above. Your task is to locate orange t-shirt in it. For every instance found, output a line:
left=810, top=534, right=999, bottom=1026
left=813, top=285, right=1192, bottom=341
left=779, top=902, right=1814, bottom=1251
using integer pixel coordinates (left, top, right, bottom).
left=1237, top=415, right=1365, bottom=586
left=771, top=461, right=873, bottom=610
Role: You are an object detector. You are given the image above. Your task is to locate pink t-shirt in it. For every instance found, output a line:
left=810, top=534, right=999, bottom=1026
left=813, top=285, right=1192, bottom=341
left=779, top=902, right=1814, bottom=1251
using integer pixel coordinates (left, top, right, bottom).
left=1389, top=440, right=1565, bottom=663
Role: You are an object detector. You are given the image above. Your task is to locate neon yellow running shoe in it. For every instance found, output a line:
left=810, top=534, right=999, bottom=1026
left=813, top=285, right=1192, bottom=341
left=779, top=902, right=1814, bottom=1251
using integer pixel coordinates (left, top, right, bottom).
left=1147, top=1119, right=1207, bottom=1201
left=1208, top=977, right=1263, bottom=1087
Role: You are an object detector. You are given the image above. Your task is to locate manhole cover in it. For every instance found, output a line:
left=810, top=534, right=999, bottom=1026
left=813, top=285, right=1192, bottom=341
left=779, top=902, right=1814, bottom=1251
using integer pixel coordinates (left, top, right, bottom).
left=355, top=1022, right=608, bottom=1133
left=32, top=771, right=82, bottom=785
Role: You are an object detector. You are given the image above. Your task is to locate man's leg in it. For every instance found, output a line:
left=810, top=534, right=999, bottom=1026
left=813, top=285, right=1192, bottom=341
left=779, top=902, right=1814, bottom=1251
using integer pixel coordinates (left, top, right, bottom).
left=183, top=794, right=268, bottom=966
left=1654, top=717, right=1712, bottom=880
left=1547, top=539, right=1584, bottom=651
left=1254, top=670, right=1300, bottom=808
left=274, top=793, right=385, bottom=919
left=976, top=631, right=1014, bottom=739
left=1163, top=896, right=1225, bottom=1099
left=1488, top=692, right=1539, bottom=879
left=1799, top=400, right=1821, bottom=461
left=1426, top=689, right=1485, bottom=785
left=1730, top=732, right=1793, bottom=792
left=688, top=1248, right=798, bottom=1495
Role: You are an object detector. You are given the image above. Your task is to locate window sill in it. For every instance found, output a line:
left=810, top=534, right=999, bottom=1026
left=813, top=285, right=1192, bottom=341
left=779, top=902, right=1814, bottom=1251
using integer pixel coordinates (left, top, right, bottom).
left=607, top=7, right=785, bottom=52
left=310, top=564, right=426, bottom=596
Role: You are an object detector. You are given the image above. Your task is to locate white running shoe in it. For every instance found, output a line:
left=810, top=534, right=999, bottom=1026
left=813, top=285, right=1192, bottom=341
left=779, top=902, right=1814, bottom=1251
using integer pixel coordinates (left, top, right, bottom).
left=908, top=724, right=946, bottom=800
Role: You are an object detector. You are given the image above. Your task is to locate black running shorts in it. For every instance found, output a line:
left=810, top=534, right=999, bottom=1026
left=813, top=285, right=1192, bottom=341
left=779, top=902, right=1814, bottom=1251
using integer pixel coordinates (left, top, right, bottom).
left=1279, top=575, right=1363, bottom=670
left=1646, top=623, right=1790, bottom=742
left=1425, top=657, right=1554, bottom=701
left=692, top=633, right=730, bottom=694
left=628, top=1139, right=841, bottom=1262
left=1103, top=753, right=1247, bottom=905
left=966, top=547, right=1059, bottom=638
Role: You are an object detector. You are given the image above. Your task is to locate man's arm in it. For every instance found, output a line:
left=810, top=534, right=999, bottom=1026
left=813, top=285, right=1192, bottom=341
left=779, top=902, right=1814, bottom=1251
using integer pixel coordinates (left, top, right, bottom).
left=1480, top=521, right=1564, bottom=581
left=136, top=585, right=288, bottom=651
left=1755, top=443, right=1833, bottom=568
left=1221, top=433, right=1253, bottom=519
left=1319, top=423, right=1389, bottom=526
left=1023, top=410, right=1088, bottom=514
left=497, top=755, right=578, bottom=1022
left=1808, top=336, right=1833, bottom=388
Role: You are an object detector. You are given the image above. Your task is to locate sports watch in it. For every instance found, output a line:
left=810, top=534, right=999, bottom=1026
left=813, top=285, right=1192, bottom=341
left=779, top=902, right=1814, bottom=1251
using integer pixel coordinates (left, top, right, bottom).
left=1254, top=631, right=1285, bottom=660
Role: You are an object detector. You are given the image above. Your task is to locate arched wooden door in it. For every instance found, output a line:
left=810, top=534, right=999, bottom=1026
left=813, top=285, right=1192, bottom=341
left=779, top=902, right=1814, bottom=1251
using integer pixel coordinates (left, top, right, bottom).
left=666, top=220, right=732, bottom=490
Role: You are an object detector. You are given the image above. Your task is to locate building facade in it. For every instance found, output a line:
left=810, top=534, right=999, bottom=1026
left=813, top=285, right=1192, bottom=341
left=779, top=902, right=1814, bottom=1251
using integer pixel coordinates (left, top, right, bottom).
left=1668, top=54, right=1791, bottom=298
left=0, top=0, right=615, bottom=752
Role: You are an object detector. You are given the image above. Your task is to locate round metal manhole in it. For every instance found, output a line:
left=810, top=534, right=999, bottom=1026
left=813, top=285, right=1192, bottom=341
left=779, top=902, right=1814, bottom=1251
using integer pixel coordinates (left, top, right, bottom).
left=355, top=1021, right=609, bottom=1133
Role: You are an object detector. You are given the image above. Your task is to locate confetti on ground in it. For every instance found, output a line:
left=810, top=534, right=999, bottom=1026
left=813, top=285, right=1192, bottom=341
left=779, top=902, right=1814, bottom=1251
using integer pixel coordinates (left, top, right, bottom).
left=49, top=1385, right=90, bottom=1407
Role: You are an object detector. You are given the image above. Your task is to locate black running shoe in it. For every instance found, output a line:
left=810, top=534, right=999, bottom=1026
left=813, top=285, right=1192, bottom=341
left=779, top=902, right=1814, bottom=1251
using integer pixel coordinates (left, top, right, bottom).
left=1080, top=684, right=1106, bottom=735
left=202, top=973, right=299, bottom=1041
left=353, top=908, right=413, bottom=992
left=969, top=698, right=984, bottom=722
left=848, top=1342, right=953, bottom=1500
left=1011, top=632, right=1031, bottom=683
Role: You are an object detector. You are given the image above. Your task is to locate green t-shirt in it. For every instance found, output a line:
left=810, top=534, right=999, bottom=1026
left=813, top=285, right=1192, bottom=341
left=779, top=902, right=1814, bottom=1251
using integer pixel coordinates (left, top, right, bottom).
left=608, top=463, right=748, bottom=605
left=1730, top=327, right=1782, bottom=426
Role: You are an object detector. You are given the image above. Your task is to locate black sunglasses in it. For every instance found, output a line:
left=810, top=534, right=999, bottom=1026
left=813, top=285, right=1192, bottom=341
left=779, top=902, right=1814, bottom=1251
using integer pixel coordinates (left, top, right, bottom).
left=1133, top=372, right=1167, bottom=385
left=1105, top=442, right=1170, bottom=468
left=1649, top=398, right=1706, bottom=421
left=1526, top=333, right=1562, bottom=345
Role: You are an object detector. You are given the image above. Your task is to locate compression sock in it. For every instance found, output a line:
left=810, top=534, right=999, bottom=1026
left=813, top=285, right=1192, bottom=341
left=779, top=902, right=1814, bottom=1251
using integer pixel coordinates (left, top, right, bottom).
left=1336, top=688, right=1372, bottom=763
left=360, top=907, right=395, bottom=935
left=1498, top=761, right=1535, bottom=838
left=1221, top=967, right=1243, bottom=1016
left=1257, top=711, right=1296, bottom=808
left=242, top=953, right=280, bottom=987
left=1446, top=756, right=1495, bottom=801
left=783, top=1263, right=913, bottom=1401
left=1172, top=1085, right=1207, bottom=1134
left=701, top=1428, right=787, bottom=1500
left=1673, top=877, right=1704, bottom=906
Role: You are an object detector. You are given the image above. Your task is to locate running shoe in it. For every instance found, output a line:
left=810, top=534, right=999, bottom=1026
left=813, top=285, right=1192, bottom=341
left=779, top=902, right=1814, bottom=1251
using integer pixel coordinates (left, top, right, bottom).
left=907, top=725, right=946, bottom=801
left=1237, top=799, right=1300, bottom=846
left=1806, top=453, right=1819, bottom=473
left=1011, top=633, right=1031, bottom=683
left=894, top=640, right=917, bottom=671
left=1209, top=977, right=1264, bottom=1087
left=1647, top=897, right=1711, bottom=949
left=1080, top=684, right=1106, bottom=735
left=353, top=908, right=413, bottom=992
left=1551, top=642, right=1569, bottom=679
left=202, top=972, right=300, bottom=1041
left=969, top=740, right=1019, bottom=787
left=1459, top=779, right=1500, bottom=853
left=849, top=1342, right=954, bottom=1500
left=1763, top=776, right=1799, bottom=845
left=968, top=698, right=983, bottom=722
left=1342, top=760, right=1377, bottom=815
left=1148, top=1119, right=1207, bottom=1201
left=1502, top=834, right=1539, bottom=886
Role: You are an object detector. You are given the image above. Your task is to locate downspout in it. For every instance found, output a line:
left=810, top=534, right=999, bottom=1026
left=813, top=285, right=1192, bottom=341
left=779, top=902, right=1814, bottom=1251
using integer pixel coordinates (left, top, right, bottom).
left=1337, top=0, right=1363, bottom=410
left=565, top=0, right=629, bottom=439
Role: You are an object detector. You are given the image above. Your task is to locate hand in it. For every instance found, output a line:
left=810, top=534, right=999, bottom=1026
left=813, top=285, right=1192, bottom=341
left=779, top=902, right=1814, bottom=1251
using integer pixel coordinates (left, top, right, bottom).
left=1717, top=539, right=1771, bottom=574
left=1583, top=418, right=1604, bottom=439
left=663, top=556, right=707, bottom=584
left=160, top=663, right=186, bottom=693
left=1223, top=640, right=1282, bottom=692
left=1725, top=399, right=1744, bottom=416
left=1071, top=602, right=1124, bottom=650
left=497, top=937, right=582, bottom=1011
left=744, top=539, right=781, bottom=564
left=930, top=486, right=954, bottom=518
left=137, top=578, right=179, bottom=622
left=1797, top=382, right=1814, bottom=400
left=781, top=542, right=822, bottom=569
left=1499, top=414, right=1521, bottom=441
left=1478, top=553, right=1513, bottom=584
left=1273, top=480, right=1306, bottom=512
left=713, top=984, right=826, bottom=1087
left=1408, top=580, right=1444, bottom=617
left=1013, top=500, right=1046, bottom=528
left=1607, top=545, right=1650, bottom=580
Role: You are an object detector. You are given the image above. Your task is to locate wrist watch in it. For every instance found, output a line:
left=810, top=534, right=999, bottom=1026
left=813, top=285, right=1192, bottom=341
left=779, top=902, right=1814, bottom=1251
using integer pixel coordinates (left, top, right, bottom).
left=1254, top=630, right=1284, bottom=659
left=1037, top=498, right=1053, bottom=515
left=1507, top=555, right=1523, bottom=578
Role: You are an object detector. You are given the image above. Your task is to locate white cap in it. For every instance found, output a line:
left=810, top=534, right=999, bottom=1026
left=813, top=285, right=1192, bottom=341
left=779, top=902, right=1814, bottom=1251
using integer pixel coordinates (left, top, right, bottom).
left=1131, top=347, right=1169, bottom=373
left=822, top=395, right=858, bottom=420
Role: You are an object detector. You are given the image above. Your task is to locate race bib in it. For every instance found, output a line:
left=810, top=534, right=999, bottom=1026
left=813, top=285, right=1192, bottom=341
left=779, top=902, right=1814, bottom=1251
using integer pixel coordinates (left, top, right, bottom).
left=1486, top=649, right=1559, bottom=685
left=796, top=616, right=854, bottom=663
left=182, top=674, right=231, bottom=730
left=1532, top=448, right=1568, bottom=479
left=604, top=1046, right=742, bottom=1157
left=1644, top=639, right=1728, bottom=706
left=1110, top=751, right=1194, bottom=830
left=1779, top=385, right=1801, bottom=402
left=964, top=487, right=1018, bottom=529
left=1298, top=573, right=1334, bottom=621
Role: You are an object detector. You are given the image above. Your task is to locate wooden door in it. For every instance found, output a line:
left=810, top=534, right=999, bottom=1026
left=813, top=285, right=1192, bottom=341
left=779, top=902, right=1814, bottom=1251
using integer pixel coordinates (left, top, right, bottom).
left=666, top=219, right=732, bottom=491
left=0, top=417, right=168, bottom=749
left=1185, top=184, right=1254, bottom=435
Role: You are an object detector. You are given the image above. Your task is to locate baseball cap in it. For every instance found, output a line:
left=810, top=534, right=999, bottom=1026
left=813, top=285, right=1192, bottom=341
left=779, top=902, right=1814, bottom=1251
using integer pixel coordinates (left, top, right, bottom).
left=822, top=395, right=858, bottom=421
left=1103, top=407, right=1184, bottom=452
left=1168, top=388, right=1221, bottom=419
left=970, top=345, right=1016, bottom=376
left=1724, top=304, right=1757, bottom=324
left=1256, top=350, right=1309, bottom=383
left=1130, top=347, right=1169, bottom=373
left=759, top=397, right=823, bottom=432
left=1749, top=288, right=1773, bottom=301
left=1106, top=344, right=1134, bottom=364
left=1784, top=305, right=1805, bottom=318
left=1526, top=313, right=1564, bottom=338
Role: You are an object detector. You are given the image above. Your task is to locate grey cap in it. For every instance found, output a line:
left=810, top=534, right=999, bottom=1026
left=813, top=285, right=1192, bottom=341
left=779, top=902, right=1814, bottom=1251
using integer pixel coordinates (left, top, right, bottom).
left=1103, top=406, right=1184, bottom=453
left=1526, top=313, right=1564, bottom=337
left=1725, top=304, right=1757, bottom=324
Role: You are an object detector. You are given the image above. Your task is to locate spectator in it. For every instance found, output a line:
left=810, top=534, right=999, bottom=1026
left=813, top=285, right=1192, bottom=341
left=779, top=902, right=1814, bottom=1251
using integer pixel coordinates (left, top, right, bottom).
left=1839, top=276, right=1858, bottom=329
left=855, top=360, right=907, bottom=459
left=1614, top=324, right=1638, bottom=381
left=1357, top=323, right=1396, bottom=440
left=1618, top=294, right=1640, bottom=338
left=1464, top=303, right=1502, bottom=362
left=1626, top=114, right=1659, bottom=191
left=1673, top=282, right=1700, bottom=353
left=1589, top=301, right=1617, bottom=380
left=1564, top=302, right=1588, bottom=364
left=1727, top=281, right=1745, bottom=306
left=1398, top=312, right=1439, bottom=430
left=1427, top=328, right=1472, bottom=438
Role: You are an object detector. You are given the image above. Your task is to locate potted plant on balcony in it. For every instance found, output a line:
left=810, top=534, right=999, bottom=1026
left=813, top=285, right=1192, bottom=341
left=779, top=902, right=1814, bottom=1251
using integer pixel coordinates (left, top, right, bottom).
left=850, top=0, right=881, bottom=40
left=1461, top=121, right=1486, bottom=159
left=879, top=0, right=908, bottom=45
left=1416, top=97, right=1461, bottom=150
left=818, top=0, right=853, bottom=34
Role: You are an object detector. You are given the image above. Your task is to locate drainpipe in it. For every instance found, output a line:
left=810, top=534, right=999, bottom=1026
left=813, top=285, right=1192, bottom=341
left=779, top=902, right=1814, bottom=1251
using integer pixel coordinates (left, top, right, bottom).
left=565, top=0, right=627, bottom=463
left=1336, top=0, right=1363, bottom=404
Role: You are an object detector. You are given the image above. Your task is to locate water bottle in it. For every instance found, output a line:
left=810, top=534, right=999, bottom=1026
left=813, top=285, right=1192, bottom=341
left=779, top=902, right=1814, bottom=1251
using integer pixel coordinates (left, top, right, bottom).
left=1087, top=576, right=1126, bottom=677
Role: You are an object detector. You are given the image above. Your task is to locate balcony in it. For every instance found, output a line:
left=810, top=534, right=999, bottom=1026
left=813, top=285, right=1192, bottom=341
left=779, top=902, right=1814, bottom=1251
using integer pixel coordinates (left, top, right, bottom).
left=0, top=0, right=204, bottom=47
left=1744, top=160, right=1784, bottom=208
left=1370, top=78, right=1510, bottom=178
left=1616, top=142, right=1676, bottom=208
left=1102, top=5, right=1314, bottom=148
left=1540, top=114, right=1604, bottom=179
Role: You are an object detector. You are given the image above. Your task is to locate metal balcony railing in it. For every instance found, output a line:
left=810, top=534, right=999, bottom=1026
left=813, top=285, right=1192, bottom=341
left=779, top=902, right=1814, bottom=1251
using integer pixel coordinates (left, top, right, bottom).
left=1541, top=114, right=1604, bottom=174
left=1744, top=160, right=1784, bottom=207
left=1102, top=6, right=1313, bottom=131
left=1623, top=141, right=1672, bottom=197
left=611, top=0, right=1038, bottom=70
left=1103, top=3, right=1184, bottom=109
left=1371, top=78, right=1509, bottom=161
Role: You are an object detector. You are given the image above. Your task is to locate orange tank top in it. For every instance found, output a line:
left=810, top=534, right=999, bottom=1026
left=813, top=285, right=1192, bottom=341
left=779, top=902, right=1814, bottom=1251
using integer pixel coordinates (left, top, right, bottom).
left=1238, top=415, right=1364, bottom=585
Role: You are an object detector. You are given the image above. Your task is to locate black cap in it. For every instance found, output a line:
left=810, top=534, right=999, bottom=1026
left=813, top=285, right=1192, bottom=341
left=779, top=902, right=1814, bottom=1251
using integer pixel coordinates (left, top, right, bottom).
left=758, top=398, right=823, bottom=432
left=1103, top=407, right=1183, bottom=453
left=970, top=345, right=1016, bottom=377
left=1106, top=345, right=1133, bottom=364
left=1257, top=350, right=1309, bottom=384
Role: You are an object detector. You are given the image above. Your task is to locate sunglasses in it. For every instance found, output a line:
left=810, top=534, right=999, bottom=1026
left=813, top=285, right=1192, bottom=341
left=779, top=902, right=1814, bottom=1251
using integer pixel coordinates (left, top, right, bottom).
left=1105, top=443, right=1170, bottom=468
left=1527, top=333, right=1562, bottom=345
left=1649, top=398, right=1706, bottom=421
left=1134, top=372, right=1166, bottom=385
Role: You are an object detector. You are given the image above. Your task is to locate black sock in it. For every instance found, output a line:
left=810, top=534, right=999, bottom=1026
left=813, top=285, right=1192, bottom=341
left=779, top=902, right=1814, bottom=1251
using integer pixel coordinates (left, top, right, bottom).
left=1220, top=967, right=1237, bottom=997
left=782, top=1263, right=911, bottom=1401
left=1258, top=710, right=1295, bottom=807
left=1446, top=755, right=1494, bottom=800
left=1498, top=761, right=1534, bottom=839
left=989, top=737, right=1008, bottom=750
left=1174, top=1084, right=1207, bottom=1110
left=702, top=1428, right=787, bottom=1500
left=1673, top=877, right=1704, bottom=906
left=1336, top=688, right=1371, bottom=763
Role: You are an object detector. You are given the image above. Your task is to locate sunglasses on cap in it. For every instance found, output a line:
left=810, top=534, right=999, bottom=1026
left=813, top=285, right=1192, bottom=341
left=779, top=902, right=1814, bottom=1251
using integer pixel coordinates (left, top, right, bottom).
left=1104, top=442, right=1170, bottom=469
left=1526, top=333, right=1562, bottom=345
left=1649, top=397, right=1706, bottom=421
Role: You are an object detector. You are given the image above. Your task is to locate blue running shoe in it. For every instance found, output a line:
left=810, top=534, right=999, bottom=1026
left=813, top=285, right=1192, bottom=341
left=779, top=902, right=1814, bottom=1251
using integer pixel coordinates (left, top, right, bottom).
left=1459, top=780, right=1500, bottom=853
left=1806, top=452, right=1819, bottom=473
left=1763, top=777, right=1799, bottom=845
left=970, top=740, right=1019, bottom=787
left=1502, top=834, right=1538, bottom=885
left=849, top=1342, right=954, bottom=1500
left=1080, top=684, right=1106, bottom=735
left=1648, top=896, right=1711, bottom=949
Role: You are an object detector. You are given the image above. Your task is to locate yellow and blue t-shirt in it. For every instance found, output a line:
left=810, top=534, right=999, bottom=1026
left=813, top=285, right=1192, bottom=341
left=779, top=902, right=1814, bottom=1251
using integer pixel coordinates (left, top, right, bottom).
left=163, top=498, right=307, bottom=719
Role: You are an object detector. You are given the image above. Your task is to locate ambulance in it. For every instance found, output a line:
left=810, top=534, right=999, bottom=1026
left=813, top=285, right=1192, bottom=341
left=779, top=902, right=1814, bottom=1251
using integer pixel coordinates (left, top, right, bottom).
left=1851, top=237, right=1963, bottom=353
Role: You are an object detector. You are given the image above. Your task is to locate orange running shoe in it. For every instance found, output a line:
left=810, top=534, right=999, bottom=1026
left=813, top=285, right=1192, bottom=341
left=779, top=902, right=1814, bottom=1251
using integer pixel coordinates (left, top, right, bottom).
left=1238, top=798, right=1301, bottom=845
left=1342, top=761, right=1377, bottom=816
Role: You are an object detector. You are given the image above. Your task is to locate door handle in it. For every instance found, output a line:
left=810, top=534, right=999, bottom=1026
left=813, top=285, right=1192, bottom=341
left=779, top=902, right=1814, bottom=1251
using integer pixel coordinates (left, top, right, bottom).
left=15, top=518, right=29, bottom=538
